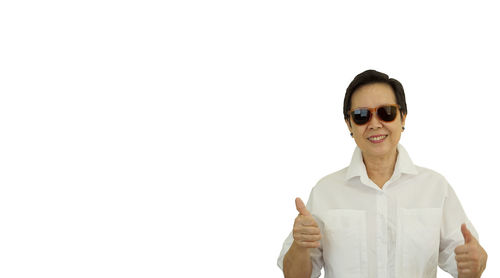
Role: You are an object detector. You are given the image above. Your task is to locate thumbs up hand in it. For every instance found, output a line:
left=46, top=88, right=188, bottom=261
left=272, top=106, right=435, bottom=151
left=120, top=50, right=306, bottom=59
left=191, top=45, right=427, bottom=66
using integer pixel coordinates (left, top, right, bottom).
left=454, top=224, right=488, bottom=278
left=292, top=198, right=321, bottom=249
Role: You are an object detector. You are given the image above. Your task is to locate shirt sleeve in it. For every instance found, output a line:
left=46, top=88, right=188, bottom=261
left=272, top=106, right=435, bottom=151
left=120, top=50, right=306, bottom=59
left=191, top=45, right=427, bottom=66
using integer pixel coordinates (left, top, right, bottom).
left=438, top=183, right=479, bottom=278
left=277, top=190, right=324, bottom=278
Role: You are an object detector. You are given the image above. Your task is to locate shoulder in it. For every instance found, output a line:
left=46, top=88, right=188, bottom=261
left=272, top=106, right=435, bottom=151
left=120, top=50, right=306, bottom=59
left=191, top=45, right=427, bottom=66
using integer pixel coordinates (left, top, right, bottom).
left=414, top=165, right=448, bottom=182
left=311, top=167, right=349, bottom=193
left=412, top=165, right=454, bottom=194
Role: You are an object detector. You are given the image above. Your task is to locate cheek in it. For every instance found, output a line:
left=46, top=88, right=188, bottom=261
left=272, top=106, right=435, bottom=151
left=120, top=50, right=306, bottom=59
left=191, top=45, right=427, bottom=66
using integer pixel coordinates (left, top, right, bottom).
left=354, top=126, right=367, bottom=136
left=388, top=127, right=402, bottom=140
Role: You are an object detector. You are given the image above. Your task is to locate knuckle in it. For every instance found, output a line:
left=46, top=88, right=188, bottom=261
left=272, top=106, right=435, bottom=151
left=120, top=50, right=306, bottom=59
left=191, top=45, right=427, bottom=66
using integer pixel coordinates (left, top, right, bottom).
left=297, top=242, right=306, bottom=248
left=298, top=241, right=308, bottom=247
left=307, top=235, right=318, bottom=241
left=294, top=216, right=302, bottom=225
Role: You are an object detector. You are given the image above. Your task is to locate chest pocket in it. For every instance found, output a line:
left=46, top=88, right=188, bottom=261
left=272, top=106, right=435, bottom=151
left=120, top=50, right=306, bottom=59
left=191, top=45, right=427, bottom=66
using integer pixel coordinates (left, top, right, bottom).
left=397, top=208, right=442, bottom=278
left=321, top=209, right=368, bottom=278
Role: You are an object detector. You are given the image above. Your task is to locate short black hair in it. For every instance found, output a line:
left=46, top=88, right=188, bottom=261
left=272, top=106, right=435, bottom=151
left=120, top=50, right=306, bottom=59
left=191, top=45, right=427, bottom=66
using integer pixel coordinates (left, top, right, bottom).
left=343, top=69, right=407, bottom=121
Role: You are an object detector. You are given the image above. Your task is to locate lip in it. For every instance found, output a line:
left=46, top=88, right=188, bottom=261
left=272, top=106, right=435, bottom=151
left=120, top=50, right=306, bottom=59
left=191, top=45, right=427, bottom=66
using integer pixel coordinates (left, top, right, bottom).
left=367, top=134, right=388, bottom=143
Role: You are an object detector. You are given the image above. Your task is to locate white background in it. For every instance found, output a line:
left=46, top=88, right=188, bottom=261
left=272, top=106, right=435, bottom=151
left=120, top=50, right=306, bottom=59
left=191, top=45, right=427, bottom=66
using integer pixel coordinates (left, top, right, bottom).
left=0, top=0, right=498, bottom=277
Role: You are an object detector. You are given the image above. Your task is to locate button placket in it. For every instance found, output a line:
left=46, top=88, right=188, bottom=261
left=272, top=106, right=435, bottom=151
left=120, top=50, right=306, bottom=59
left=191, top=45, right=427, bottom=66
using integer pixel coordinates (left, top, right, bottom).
left=377, top=193, right=388, bottom=278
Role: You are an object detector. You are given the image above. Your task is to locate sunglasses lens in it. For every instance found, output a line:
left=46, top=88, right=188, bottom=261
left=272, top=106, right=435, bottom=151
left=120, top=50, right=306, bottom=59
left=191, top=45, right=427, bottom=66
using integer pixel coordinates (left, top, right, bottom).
left=377, top=106, right=397, bottom=122
left=352, top=109, right=371, bottom=125
left=351, top=105, right=398, bottom=125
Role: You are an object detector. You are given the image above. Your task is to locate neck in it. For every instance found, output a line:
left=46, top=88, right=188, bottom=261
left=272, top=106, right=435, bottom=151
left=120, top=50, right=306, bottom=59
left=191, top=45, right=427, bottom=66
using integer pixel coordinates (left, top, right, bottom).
left=362, top=148, right=398, bottom=189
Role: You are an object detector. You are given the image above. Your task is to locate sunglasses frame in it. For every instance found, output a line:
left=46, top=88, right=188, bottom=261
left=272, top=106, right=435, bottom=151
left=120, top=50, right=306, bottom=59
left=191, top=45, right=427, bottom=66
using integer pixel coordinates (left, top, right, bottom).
left=348, top=104, right=400, bottom=125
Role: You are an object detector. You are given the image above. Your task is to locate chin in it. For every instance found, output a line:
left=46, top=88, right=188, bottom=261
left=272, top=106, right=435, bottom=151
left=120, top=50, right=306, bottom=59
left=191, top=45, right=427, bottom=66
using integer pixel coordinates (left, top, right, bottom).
left=363, top=143, right=396, bottom=157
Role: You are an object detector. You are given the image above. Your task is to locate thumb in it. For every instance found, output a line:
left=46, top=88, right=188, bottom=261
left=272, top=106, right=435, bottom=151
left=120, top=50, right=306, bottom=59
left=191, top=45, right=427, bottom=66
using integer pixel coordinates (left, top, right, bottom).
left=461, top=223, right=473, bottom=244
left=295, top=197, right=311, bottom=216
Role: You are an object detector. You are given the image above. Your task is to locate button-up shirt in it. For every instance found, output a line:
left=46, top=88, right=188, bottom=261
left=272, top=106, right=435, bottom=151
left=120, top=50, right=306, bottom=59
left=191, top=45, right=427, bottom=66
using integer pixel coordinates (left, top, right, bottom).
left=277, top=144, right=477, bottom=278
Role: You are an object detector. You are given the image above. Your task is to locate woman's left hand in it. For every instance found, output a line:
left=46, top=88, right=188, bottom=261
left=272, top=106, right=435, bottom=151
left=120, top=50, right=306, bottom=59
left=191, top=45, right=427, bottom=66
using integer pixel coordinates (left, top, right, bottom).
left=455, top=224, right=487, bottom=278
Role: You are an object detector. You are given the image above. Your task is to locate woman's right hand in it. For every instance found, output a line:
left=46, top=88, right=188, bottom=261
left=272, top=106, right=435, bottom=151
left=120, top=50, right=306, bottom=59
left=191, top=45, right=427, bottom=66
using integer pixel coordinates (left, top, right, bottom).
left=293, top=198, right=321, bottom=249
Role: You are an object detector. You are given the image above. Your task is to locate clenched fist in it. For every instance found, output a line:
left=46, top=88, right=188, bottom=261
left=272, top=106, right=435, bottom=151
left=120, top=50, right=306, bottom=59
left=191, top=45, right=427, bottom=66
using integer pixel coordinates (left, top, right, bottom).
left=292, top=197, right=321, bottom=249
left=455, top=223, right=487, bottom=278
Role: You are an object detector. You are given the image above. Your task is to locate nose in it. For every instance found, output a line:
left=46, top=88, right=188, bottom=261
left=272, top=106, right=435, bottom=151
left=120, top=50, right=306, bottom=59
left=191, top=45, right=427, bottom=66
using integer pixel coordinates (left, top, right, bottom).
left=367, top=112, right=383, bottom=129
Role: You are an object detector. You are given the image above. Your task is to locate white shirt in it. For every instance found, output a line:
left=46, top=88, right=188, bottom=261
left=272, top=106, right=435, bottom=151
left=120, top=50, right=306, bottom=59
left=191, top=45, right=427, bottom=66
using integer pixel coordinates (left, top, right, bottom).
left=277, top=144, right=478, bottom=278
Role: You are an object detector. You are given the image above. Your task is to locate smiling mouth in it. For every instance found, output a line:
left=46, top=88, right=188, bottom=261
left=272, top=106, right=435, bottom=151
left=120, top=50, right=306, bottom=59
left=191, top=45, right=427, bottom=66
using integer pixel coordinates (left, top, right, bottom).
left=368, top=135, right=388, bottom=143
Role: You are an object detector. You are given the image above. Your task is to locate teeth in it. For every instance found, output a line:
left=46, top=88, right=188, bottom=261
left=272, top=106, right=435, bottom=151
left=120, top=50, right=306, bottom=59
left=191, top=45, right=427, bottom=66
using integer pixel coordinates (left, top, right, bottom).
left=369, top=135, right=386, bottom=141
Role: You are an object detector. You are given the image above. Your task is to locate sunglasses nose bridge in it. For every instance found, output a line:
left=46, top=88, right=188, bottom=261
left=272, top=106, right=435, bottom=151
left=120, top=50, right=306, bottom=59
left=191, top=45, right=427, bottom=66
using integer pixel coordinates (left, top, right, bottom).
left=367, top=107, right=384, bottom=127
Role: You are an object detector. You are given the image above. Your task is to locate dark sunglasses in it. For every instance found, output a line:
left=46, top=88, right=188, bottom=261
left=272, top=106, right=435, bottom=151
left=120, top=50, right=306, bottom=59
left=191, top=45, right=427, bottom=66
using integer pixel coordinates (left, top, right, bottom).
left=349, top=104, right=400, bottom=125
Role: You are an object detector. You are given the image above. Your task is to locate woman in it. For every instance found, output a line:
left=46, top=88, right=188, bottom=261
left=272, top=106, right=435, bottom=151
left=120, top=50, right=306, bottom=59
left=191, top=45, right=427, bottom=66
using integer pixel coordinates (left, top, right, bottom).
left=277, top=70, right=487, bottom=278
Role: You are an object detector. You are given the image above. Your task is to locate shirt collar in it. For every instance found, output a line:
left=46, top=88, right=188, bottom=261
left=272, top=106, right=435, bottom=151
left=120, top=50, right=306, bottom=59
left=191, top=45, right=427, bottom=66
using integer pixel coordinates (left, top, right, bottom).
left=344, top=144, right=418, bottom=181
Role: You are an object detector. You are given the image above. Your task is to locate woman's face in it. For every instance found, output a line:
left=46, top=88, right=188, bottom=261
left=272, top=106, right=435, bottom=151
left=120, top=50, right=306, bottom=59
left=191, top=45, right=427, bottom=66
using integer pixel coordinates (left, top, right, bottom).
left=346, top=82, right=406, bottom=160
